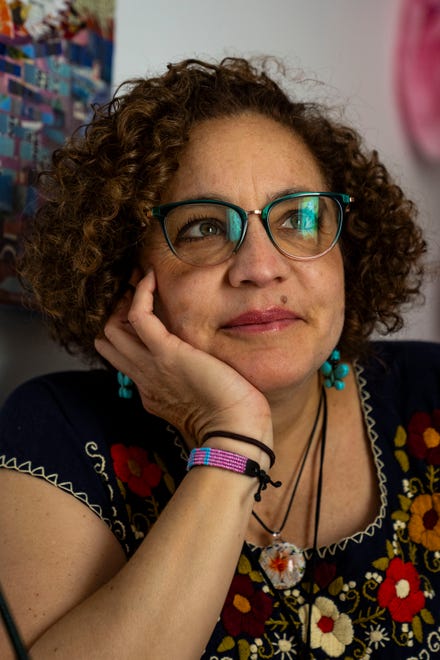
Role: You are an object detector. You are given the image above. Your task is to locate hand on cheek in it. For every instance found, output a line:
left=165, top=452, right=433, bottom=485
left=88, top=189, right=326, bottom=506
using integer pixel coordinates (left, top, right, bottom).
left=95, top=270, right=273, bottom=447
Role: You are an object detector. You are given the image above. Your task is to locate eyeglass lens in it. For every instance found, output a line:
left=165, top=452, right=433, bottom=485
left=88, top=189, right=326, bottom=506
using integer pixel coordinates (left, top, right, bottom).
left=164, top=195, right=340, bottom=266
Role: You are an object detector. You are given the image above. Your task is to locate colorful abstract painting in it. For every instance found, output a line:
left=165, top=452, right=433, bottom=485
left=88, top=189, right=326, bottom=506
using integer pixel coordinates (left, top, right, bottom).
left=0, top=0, right=115, bottom=305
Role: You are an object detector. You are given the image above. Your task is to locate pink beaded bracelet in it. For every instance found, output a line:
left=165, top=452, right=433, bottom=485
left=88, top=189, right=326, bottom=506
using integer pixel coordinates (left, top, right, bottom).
left=187, top=447, right=281, bottom=501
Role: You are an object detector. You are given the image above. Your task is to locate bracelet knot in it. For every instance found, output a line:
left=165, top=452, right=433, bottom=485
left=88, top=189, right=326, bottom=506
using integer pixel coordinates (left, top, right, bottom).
left=187, top=447, right=282, bottom=501
left=252, top=469, right=282, bottom=502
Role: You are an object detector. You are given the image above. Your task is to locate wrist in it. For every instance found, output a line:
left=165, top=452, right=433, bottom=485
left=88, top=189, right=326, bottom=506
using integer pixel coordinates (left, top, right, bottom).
left=187, top=446, right=281, bottom=501
left=201, top=432, right=274, bottom=472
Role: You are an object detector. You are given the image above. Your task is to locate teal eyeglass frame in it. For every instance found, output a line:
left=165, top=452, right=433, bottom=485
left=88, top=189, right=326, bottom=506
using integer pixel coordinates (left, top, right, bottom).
left=151, top=192, right=354, bottom=265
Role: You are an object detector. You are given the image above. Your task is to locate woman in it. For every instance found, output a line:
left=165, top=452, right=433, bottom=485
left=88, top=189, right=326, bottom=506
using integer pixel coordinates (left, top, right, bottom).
left=0, top=57, right=438, bottom=659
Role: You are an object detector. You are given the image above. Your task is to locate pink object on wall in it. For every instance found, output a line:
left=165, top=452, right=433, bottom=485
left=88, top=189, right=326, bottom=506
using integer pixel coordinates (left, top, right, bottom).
left=396, top=0, right=440, bottom=161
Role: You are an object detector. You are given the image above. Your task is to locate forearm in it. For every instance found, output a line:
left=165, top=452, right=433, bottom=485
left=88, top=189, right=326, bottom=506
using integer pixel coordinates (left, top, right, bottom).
left=29, top=465, right=260, bottom=659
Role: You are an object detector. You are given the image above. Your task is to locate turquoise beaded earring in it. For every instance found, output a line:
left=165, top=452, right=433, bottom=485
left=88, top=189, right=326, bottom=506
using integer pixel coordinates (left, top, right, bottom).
left=320, top=349, right=350, bottom=390
left=117, top=371, right=133, bottom=399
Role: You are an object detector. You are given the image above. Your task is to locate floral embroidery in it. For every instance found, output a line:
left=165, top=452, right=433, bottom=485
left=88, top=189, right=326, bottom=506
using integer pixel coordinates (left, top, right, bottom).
left=299, top=596, right=354, bottom=657
left=406, top=410, right=440, bottom=464
left=314, top=560, right=337, bottom=590
left=208, top=402, right=440, bottom=658
left=365, top=624, right=390, bottom=650
left=221, top=574, right=273, bottom=638
left=79, top=382, right=438, bottom=659
left=377, top=557, right=425, bottom=622
left=272, top=632, right=296, bottom=658
left=408, top=493, right=440, bottom=551
left=85, top=441, right=128, bottom=549
left=111, top=444, right=162, bottom=497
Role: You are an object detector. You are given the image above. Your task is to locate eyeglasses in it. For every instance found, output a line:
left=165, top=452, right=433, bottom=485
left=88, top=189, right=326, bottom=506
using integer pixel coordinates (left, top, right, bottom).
left=151, top=192, right=353, bottom=267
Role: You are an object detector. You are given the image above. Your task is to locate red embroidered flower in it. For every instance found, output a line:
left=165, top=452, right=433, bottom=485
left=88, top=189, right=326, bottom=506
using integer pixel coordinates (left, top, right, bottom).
left=221, top=574, right=273, bottom=637
left=407, top=410, right=440, bottom=464
left=314, top=561, right=337, bottom=590
left=111, top=444, right=162, bottom=497
left=377, top=557, right=425, bottom=623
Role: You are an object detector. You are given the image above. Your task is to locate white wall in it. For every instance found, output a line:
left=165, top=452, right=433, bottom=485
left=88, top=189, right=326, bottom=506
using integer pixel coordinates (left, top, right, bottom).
left=1, top=0, right=439, bottom=404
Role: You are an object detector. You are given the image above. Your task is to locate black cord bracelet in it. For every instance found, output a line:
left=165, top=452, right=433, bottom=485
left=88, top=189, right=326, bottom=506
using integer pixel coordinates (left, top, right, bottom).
left=201, top=430, right=276, bottom=468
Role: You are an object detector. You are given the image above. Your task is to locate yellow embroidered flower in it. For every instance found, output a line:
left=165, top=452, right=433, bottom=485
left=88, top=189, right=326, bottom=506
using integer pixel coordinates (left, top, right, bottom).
left=299, top=596, right=353, bottom=657
left=408, top=493, right=440, bottom=551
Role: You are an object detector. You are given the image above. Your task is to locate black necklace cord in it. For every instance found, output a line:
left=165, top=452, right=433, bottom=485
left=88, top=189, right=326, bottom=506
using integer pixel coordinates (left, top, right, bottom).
left=304, top=387, right=328, bottom=656
left=251, top=387, right=324, bottom=536
left=0, top=583, right=29, bottom=659
left=248, top=387, right=328, bottom=660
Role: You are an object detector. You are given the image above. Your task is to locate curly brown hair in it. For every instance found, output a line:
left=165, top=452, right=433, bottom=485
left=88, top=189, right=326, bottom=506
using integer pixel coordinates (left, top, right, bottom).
left=20, top=56, right=426, bottom=362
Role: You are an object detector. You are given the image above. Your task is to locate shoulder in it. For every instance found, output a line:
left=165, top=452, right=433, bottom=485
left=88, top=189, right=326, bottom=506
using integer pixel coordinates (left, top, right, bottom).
left=0, top=370, right=187, bottom=556
left=370, top=340, right=440, bottom=370
left=0, top=370, right=122, bottom=507
left=362, top=340, right=440, bottom=402
left=0, top=368, right=177, bottom=461
left=1, top=369, right=115, bottom=418
left=0, top=370, right=120, bottom=452
left=370, top=341, right=440, bottom=372
left=356, top=340, right=440, bottom=436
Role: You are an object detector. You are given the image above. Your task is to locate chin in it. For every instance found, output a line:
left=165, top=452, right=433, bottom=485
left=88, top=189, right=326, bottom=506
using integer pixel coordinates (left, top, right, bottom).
left=230, top=361, right=312, bottom=396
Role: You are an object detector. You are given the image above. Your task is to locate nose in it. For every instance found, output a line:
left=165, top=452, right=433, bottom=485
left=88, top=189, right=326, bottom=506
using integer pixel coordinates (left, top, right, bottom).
left=227, top=212, right=291, bottom=287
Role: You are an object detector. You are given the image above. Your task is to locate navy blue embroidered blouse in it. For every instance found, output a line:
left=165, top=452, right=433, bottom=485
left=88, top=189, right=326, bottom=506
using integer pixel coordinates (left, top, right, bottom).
left=1, top=340, right=440, bottom=659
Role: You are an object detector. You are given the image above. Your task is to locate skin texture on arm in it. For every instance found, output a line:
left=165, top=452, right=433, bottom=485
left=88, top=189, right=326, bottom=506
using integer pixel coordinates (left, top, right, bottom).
left=0, top=454, right=264, bottom=659
left=0, top=272, right=273, bottom=659
left=0, top=470, right=127, bottom=658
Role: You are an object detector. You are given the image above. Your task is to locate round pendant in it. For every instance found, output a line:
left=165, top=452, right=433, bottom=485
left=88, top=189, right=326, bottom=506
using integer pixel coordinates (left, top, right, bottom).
left=259, top=540, right=306, bottom=589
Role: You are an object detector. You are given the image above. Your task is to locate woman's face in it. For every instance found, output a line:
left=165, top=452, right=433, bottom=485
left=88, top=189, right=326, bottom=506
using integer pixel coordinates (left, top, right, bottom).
left=141, top=113, right=345, bottom=396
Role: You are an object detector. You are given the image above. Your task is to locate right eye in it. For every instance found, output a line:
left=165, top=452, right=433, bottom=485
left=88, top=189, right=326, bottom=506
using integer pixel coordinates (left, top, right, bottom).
left=175, top=217, right=226, bottom=242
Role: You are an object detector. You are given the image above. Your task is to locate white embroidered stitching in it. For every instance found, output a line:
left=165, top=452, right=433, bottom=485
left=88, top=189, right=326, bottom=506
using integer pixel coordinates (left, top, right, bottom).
left=167, top=423, right=189, bottom=461
left=85, top=441, right=128, bottom=545
left=0, top=454, right=107, bottom=520
left=311, top=360, right=388, bottom=557
left=247, top=361, right=389, bottom=558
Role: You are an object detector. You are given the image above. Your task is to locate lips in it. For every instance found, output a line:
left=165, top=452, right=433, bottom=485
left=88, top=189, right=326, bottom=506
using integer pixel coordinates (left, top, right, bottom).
left=223, top=307, right=300, bottom=331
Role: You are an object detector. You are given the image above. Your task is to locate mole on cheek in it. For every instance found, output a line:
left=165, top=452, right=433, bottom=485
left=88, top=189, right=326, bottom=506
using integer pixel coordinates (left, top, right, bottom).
left=281, top=295, right=287, bottom=304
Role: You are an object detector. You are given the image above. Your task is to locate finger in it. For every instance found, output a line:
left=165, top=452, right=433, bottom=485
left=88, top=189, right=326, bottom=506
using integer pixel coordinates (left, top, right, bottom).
left=98, top=271, right=171, bottom=367
left=128, top=265, right=144, bottom=288
left=114, top=286, right=134, bottom=317
left=128, top=270, right=177, bottom=355
left=94, top=334, right=134, bottom=375
left=96, top=314, right=164, bottom=389
left=97, top=304, right=147, bottom=361
left=103, top=288, right=138, bottom=341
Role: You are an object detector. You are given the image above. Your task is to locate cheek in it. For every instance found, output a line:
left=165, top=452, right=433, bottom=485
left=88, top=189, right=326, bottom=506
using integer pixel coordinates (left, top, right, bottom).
left=327, top=259, right=346, bottom=335
left=141, top=241, right=196, bottom=335
left=310, top=252, right=345, bottom=323
left=153, top=277, right=188, bottom=334
left=153, top=268, right=212, bottom=342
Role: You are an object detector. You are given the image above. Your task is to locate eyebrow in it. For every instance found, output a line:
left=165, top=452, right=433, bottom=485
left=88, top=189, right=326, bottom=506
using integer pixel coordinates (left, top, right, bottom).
left=173, top=187, right=321, bottom=206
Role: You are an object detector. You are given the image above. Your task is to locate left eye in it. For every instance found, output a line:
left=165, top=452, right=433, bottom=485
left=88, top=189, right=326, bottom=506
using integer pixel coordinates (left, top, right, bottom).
left=280, top=209, right=318, bottom=232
